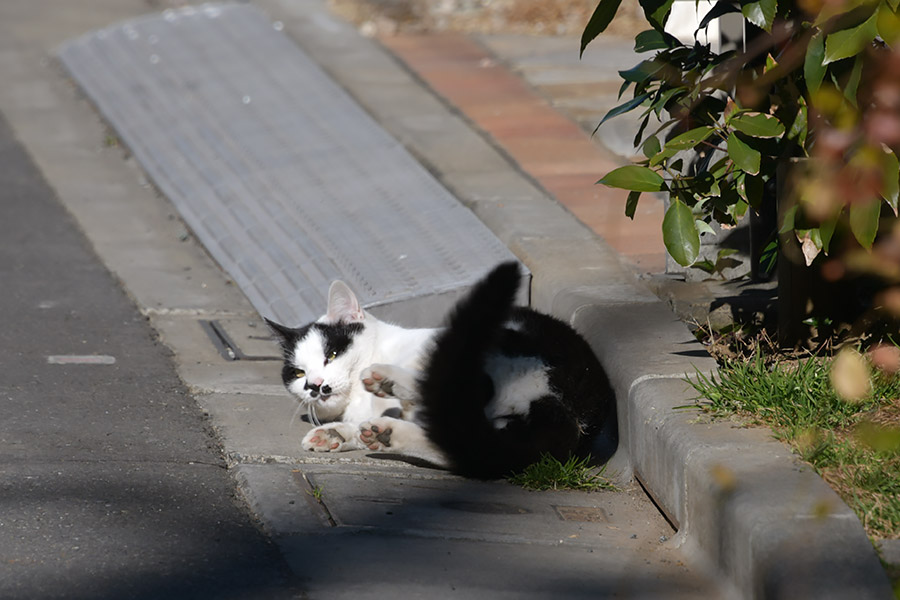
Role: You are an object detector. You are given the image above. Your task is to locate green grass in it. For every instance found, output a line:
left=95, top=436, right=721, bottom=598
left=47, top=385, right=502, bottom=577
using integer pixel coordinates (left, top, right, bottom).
left=307, top=485, right=325, bottom=502
left=690, top=351, right=900, bottom=538
left=508, top=454, right=618, bottom=492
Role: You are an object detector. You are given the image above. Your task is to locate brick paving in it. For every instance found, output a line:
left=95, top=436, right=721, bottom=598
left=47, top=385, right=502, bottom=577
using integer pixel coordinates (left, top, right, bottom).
left=379, top=32, right=666, bottom=272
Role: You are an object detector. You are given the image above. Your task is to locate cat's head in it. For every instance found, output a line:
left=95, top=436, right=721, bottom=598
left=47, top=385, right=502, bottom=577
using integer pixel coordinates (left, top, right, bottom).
left=267, top=280, right=369, bottom=420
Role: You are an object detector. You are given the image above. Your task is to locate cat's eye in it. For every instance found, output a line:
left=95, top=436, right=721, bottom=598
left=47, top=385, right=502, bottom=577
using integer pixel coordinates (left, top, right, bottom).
left=325, top=350, right=337, bottom=364
left=293, top=368, right=306, bottom=379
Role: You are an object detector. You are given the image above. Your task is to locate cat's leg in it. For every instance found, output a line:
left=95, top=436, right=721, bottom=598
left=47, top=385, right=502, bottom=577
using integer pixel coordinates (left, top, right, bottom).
left=301, top=422, right=363, bottom=452
left=358, top=417, right=448, bottom=467
left=361, top=364, right=419, bottom=407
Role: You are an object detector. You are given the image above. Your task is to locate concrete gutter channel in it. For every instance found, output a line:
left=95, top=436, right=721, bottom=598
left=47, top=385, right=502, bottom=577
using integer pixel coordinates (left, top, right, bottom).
left=4, top=0, right=890, bottom=597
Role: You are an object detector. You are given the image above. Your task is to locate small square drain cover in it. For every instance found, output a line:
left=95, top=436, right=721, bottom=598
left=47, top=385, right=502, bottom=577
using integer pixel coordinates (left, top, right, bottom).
left=554, top=506, right=609, bottom=523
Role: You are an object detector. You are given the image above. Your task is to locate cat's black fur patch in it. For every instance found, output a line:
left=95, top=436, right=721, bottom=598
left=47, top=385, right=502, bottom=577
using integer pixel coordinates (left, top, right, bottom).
left=419, top=262, right=613, bottom=479
left=266, top=319, right=310, bottom=353
left=380, top=407, right=403, bottom=419
left=313, top=322, right=364, bottom=361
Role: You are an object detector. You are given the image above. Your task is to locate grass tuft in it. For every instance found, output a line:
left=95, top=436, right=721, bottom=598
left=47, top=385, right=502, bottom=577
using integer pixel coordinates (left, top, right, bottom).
left=508, top=454, right=617, bottom=492
left=690, top=350, right=900, bottom=538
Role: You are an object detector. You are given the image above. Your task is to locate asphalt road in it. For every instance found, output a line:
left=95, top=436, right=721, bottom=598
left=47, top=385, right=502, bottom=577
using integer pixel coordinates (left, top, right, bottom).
left=0, top=111, right=304, bottom=599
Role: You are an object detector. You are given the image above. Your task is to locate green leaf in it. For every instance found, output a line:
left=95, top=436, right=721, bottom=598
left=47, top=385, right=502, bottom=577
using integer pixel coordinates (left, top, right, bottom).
left=625, top=191, right=641, bottom=219
left=663, top=199, right=701, bottom=266
left=824, top=12, right=879, bottom=65
left=759, top=239, right=778, bottom=275
left=652, top=87, right=687, bottom=116
left=878, top=1, right=900, bottom=43
left=633, top=113, right=652, bottom=148
left=649, top=126, right=716, bottom=166
left=730, top=198, right=750, bottom=220
left=729, top=113, right=786, bottom=138
left=597, top=165, right=667, bottom=192
left=849, top=197, right=881, bottom=249
left=843, top=54, right=864, bottom=106
left=787, top=96, right=809, bottom=145
left=805, top=31, right=827, bottom=94
left=666, top=126, right=717, bottom=150
left=727, top=132, right=762, bottom=175
left=780, top=204, right=798, bottom=234
left=693, top=259, right=716, bottom=274
left=882, top=148, right=899, bottom=215
left=581, top=0, right=625, bottom=56
left=696, top=219, right=717, bottom=236
left=640, top=0, right=676, bottom=31
left=619, top=60, right=664, bottom=83
left=634, top=29, right=681, bottom=51
left=595, top=93, right=652, bottom=131
left=642, top=135, right=661, bottom=158
left=820, top=213, right=839, bottom=253
left=741, top=0, right=777, bottom=32
left=699, top=0, right=741, bottom=29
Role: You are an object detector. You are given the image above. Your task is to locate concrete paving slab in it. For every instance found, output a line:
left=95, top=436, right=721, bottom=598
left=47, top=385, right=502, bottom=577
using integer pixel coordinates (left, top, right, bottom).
left=198, top=393, right=301, bottom=463
left=304, top=468, right=660, bottom=543
left=277, top=527, right=715, bottom=600
left=238, top=462, right=729, bottom=599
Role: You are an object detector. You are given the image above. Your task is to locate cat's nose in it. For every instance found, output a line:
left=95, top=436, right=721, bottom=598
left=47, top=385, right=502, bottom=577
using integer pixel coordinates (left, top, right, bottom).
left=305, top=378, right=331, bottom=397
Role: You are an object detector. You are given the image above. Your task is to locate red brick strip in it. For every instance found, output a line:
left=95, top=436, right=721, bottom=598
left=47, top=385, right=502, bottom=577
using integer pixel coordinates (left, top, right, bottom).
left=379, top=32, right=665, bottom=272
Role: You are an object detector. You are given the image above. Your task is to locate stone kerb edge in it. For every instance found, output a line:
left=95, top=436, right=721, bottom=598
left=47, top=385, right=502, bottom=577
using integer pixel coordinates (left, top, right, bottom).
left=557, top=287, right=891, bottom=599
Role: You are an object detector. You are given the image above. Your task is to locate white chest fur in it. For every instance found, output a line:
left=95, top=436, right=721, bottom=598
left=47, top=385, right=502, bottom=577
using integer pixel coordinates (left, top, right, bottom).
left=484, top=354, right=552, bottom=422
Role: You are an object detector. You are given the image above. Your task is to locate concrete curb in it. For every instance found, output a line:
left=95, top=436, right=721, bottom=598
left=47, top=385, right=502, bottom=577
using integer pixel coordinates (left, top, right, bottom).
left=259, top=1, right=893, bottom=597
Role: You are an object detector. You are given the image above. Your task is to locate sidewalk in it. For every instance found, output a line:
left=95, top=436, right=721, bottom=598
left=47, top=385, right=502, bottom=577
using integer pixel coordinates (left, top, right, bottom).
left=0, top=0, right=892, bottom=598
left=379, top=32, right=665, bottom=272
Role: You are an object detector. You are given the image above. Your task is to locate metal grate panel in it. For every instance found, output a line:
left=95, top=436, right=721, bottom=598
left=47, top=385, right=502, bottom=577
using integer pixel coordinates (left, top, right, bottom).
left=58, top=3, right=521, bottom=326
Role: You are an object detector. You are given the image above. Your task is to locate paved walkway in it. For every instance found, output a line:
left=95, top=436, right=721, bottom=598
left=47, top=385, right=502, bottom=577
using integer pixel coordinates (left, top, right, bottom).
left=0, top=0, right=890, bottom=598
left=380, top=32, right=665, bottom=272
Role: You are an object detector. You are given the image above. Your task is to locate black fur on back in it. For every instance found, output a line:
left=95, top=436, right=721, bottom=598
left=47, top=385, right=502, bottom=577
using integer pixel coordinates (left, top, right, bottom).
left=418, top=262, right=613, bottom=479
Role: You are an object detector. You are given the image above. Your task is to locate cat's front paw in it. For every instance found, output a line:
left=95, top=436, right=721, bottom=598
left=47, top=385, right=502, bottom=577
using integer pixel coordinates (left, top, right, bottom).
left=361, top=364, right=417, bottom=404
left=360, top=366, right=395, bottom=398
left=359, top=419, right=393, bottom=451
left=302, top=423, right=358, bottom=452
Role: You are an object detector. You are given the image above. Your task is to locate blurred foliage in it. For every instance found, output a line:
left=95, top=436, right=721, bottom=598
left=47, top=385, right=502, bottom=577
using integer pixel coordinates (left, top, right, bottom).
left=583, top=0, right=900, bottom=287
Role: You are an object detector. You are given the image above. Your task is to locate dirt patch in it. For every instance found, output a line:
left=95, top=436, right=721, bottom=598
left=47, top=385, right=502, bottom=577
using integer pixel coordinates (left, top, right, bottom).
left=329, top=0, right=645, bottom=37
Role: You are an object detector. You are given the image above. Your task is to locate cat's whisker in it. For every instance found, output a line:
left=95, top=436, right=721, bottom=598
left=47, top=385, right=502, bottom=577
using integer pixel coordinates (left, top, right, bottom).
left=309, top=403, right=322, bottom=427
left=289, top=400, right=306, bottom=429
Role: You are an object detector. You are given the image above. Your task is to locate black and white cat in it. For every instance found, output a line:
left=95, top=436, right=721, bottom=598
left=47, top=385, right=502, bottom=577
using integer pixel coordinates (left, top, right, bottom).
left=267, top=262, right=613, bottom=479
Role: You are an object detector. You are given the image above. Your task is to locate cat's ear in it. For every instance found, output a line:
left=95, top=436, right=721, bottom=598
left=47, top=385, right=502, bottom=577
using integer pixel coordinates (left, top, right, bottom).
left=265, top=318, right=296, bottom=348
left=326, top=281, right=365, bottom=324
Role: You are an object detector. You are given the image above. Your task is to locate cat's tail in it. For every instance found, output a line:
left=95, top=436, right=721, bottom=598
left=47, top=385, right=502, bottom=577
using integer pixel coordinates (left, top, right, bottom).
left=418, top=261, right=524, bottom=479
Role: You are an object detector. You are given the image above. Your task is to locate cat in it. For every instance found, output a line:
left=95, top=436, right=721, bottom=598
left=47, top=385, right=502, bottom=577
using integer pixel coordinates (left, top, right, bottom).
left=267, top=261, right=614, bottom=479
